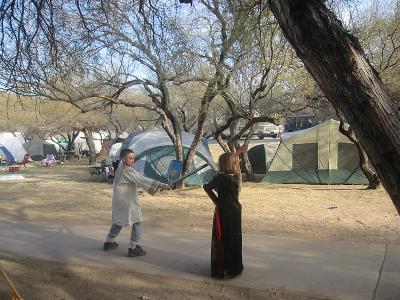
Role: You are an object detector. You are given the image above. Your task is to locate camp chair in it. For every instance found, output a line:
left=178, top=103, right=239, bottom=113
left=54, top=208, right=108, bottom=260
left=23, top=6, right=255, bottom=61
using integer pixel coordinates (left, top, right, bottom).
left=89, top=159, right=109, bottom=182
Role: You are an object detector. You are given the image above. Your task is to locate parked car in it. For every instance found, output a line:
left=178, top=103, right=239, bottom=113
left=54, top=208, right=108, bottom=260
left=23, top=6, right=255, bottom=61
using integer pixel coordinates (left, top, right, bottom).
left=284, top=115, right=319, bottom=132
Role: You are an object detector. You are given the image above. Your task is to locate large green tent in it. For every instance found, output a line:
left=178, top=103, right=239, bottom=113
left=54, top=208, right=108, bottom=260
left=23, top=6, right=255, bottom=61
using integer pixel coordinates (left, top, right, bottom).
left=264, top=120, right=368, bottom=184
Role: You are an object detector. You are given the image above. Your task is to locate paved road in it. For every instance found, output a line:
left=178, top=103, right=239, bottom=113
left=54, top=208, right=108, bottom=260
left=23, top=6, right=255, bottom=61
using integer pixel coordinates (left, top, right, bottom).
left=0, top=220, right=399, bottom=300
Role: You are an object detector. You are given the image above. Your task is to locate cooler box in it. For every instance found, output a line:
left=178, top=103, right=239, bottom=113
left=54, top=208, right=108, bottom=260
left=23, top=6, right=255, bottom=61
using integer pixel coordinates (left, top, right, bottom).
left=9, top=165, right=20, bottom=172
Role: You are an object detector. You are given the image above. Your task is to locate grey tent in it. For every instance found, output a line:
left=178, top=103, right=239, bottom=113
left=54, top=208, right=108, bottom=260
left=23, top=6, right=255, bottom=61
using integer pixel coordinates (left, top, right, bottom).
left=264, top=120, right=368, bottom=184
left=23, top=137, right=58, bottom=161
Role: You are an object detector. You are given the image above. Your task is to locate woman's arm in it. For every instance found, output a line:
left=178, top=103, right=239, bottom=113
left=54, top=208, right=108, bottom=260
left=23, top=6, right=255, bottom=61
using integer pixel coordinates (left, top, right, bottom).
left=203, top=184, right=218, bottom=205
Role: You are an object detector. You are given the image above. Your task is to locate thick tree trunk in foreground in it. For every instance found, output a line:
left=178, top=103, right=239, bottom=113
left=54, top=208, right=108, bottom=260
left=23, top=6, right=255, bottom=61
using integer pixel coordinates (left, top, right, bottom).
left=269, top=0, right=400, bottom=213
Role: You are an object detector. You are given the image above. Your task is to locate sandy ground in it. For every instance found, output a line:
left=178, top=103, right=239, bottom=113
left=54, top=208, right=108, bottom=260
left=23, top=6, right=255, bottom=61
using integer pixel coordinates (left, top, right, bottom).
left=0, top=144, right=399, bottom=299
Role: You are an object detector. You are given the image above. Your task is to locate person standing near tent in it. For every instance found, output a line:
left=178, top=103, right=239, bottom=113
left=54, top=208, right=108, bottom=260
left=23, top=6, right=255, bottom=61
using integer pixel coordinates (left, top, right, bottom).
left=109, top=138, right=123, bottom=175
left=203, top=152, right=243, bottom=279
left=103, top=148, right=170, bottom=257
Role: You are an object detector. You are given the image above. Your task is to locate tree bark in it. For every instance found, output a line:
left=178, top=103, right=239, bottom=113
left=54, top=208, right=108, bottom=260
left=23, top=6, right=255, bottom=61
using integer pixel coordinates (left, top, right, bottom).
left=269, top=0, right=400, bottom=213
left=240, top=133, right=255, bottom=181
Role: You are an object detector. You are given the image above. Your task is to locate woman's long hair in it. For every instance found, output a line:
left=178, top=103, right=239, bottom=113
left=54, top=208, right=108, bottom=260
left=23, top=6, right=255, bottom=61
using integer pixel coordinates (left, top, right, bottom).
left=218, top=152, right=242, bottom=194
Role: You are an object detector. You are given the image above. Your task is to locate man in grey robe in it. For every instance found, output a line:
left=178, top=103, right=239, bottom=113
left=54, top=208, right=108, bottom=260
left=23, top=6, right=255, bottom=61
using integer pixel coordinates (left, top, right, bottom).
left=103, top=148, right=170, bottom=257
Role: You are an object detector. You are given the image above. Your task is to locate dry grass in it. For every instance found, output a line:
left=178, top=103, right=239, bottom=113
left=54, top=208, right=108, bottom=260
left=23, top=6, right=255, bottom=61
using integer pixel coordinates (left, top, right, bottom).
left=0, top=144, right=399, bottom=245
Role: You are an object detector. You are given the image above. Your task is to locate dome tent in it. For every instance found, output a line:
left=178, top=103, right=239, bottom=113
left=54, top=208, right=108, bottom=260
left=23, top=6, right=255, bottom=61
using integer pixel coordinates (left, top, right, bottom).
left=0, top=144, right=16, bottom=164
left=264, top=120, right=368, bottom=184
left=0, top=132, right=27, bottom=162
left=122, top=129, right=217, bottom=186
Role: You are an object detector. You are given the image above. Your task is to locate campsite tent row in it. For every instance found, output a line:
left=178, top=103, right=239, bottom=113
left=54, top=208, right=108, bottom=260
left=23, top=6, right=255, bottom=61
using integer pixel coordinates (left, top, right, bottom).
left=247, top=120, right=368, bottom=184
left=0, top=133, right=55, bottom=163
left=122, top=121, right=368, bottom=187
left=1, top=121, right=368, bottom=186
left=0, top=131, right=121, bottom=164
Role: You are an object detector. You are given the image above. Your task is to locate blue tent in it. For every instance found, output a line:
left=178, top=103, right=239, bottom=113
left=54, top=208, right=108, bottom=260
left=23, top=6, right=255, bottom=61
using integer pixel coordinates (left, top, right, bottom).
left=0, top=144, right=16, bottom=164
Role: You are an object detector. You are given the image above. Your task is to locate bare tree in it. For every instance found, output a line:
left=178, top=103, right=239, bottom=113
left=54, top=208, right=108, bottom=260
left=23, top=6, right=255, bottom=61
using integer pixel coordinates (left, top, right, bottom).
left=0, top=0, right=254, bottom=188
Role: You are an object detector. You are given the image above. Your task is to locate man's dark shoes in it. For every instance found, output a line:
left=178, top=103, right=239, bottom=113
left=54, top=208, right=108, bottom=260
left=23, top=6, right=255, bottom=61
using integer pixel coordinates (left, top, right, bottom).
left=128, top=245, right=146, bottom=257
left=103, top=241, right=118, bottom=251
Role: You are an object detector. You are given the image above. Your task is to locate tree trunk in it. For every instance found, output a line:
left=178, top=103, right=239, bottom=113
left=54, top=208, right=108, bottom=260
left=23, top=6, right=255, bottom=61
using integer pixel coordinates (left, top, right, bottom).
left=173, top=130, right=185, bottom=189
left=216, top=136, right=231, bottom=153
left=337, top=119, right=380, bottom=189
left=157, top=82, right=186, bottom=189
left=66, top=131, right=80, bottom=160
left=182, top=84, right=217, bottom=187
left=240, top=133, right=255, bottom=181
left=83, top=128, right=97, bottom=164
left=269, top=0, right=400, bottom=213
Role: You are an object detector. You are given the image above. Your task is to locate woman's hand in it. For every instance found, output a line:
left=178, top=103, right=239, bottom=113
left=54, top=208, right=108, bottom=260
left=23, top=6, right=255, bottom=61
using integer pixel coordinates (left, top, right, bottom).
left=203, top=184, right=218, bottom=205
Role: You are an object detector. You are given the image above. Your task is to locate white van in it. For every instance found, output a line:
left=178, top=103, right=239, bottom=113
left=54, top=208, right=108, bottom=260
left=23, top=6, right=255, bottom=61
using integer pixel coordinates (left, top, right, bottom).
left=254, top=122, right=281, bottom=138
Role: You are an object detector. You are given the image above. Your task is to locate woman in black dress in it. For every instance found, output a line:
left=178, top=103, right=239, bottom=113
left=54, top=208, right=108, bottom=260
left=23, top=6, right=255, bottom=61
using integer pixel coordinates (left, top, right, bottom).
left=203, top=152, right=243, bottom=279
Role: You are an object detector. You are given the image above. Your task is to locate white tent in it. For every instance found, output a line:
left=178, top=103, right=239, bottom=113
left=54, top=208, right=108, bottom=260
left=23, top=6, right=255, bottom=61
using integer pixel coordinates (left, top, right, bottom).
left=0, top=132, right=27, bottom=162
left=76, top=132, right=103, bottom=153
left=58, top=132, right=104, bottom=154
